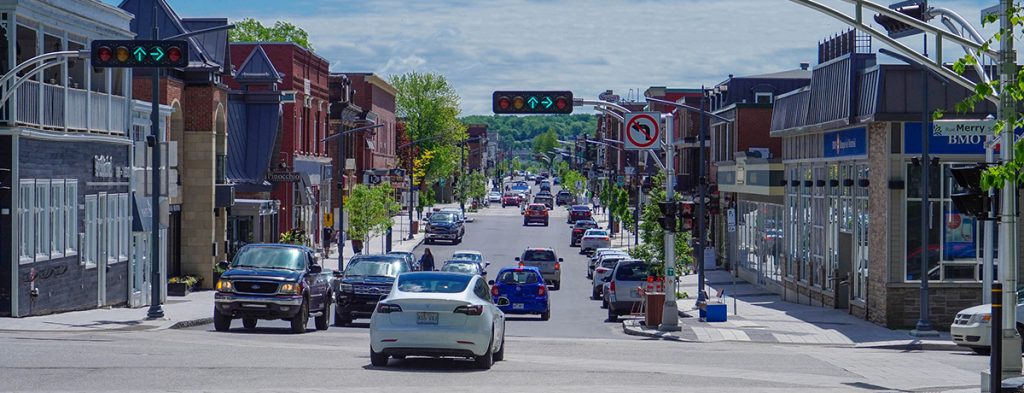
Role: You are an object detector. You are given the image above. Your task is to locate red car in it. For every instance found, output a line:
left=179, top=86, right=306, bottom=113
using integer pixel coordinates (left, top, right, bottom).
left=523, top=203, right=549, bottom=226
left=567, top=205, right=593, bottom=224
left=502, top=193, right=521, bottom=207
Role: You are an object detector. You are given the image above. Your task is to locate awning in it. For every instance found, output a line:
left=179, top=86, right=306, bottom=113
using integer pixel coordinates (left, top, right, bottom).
left=227, top=93, right=282, bottom=189
left=294, top=157, right=330, bottom=187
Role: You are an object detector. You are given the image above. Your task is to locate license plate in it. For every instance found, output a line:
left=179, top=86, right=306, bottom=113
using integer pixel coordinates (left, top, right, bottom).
left=513, top=303, right=525, bottom=310
left=416, top=312, right=438, bottom=325
left=630, top=289, right=641, bottom=298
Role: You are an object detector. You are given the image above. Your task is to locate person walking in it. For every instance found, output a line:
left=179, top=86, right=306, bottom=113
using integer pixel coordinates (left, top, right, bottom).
left=592, top=195, right=602, bottom=215
left=419, top=248, right=435, bottom=272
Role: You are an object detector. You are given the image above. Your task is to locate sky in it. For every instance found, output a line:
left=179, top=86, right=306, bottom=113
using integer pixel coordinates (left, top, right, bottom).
left=104, top=0, right=998, bottom=115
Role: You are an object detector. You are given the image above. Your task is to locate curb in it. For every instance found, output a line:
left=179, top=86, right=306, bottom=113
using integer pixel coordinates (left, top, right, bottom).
left=621, top=320, right=691, bottom=342
left=164, top=317, right=214, bottom=330
left=854, top=342, right=970, bottom=352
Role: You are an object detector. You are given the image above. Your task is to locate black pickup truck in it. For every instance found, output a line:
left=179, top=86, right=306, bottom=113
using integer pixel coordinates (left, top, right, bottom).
left=213, top=244, right=333, bottom=334
left=334, top=254, right=412, bottom=326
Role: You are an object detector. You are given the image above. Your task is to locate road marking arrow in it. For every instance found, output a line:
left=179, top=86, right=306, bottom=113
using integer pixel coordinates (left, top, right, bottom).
left=133, top=47, right=147, bottom=61
left=527, top=96, right=539, bottom=108
left=541, top=97, right=553, bottom=108
left=150, top=47, right=165, bottom=61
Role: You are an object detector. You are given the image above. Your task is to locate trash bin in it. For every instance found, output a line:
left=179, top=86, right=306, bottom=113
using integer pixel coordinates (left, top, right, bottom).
left=645, top=292, right=665, bottom=327
left=410, top=220, right=419, bottom=235
left=704, top=303, right=727, bottom=322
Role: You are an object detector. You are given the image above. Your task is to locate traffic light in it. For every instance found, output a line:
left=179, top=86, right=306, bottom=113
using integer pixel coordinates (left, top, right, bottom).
left=493, top=91, right=573, bottom=114
left=950, top=164, right=994, bottom=219
left=873, top=0, right=929, bottom=39
left=678, top=201, right=696, bottom=231
left=91, top=40, right=189, bottom=68
left=657, top=201, right=677, bottom=232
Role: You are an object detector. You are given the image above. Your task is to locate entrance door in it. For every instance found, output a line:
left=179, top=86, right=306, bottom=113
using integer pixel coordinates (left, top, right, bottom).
left=835, top=232, right=853, bottom=309
left=129, top=233, right=150, bottom=307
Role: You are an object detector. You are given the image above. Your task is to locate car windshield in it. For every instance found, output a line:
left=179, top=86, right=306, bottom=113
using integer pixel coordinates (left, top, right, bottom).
left=528, top=205, right=546, bottom=211
left=615, top=262, right=650, bottom=281
left=601, top=257, right=625, bottom=268
left=397, top=273, right=471, bottom=293
left=585, top=230, right=608, bottom=237
left=523, top=249, right=556, bottom=261
left=575, top=221, right=597, bottom=229
left=497, top=270, right=540, bottom=285
left=441, top=263, right=479, bottom=274
left=452, top=253, right=482, bottom=262
left=345, top=258, right=408, bottom=277
left=231, top=246, right=306, bottom=270
left=430, top=213, right=455, bottom=223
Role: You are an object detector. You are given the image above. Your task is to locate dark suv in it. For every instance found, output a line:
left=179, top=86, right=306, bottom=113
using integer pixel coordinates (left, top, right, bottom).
left=571, top=219, right=599, bottom=247
left=214, top=244, right=333, bottom=333
left=426, top=212, right=464, bottom=244
left=567, top=205, right=593, bottom=224
left=555, top=190, right=574, bottom=206
left=334, top=254, right=412, bottom=325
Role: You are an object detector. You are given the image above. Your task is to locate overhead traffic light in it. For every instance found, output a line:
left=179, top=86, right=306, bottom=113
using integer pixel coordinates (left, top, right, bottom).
left=493, top=91, right=573, bottom=114
left=873, top=0, right=929, bottom=39
left=950, top=164, right=995, bottom=219
left=678, top=201, right=695, bottom=231
left=91, top=40, right=189, bottom=68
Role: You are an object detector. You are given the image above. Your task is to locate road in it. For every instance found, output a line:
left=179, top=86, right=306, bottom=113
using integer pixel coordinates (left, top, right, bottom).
left=0, top=181, right=988, bottom=392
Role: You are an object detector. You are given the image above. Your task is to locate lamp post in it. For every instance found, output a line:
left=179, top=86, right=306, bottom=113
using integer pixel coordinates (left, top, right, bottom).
left=323, top=121, right=383, bottom=270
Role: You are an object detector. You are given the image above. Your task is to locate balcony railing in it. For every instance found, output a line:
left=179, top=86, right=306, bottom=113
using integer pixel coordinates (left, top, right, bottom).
left=13, top=79, right=128, bottom=135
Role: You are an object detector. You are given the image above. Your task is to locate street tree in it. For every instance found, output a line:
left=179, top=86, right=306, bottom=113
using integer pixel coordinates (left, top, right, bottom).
left=629, top=171, right=694, bottom=277
left=228, top=18, right=313, bottom=51
left=345, top=183, right=400, bottom=249
left=561, top=170, right=587, bottom=198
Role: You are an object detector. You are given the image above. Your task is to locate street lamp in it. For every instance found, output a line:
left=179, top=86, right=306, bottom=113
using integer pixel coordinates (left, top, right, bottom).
left=323, top=121, right=383, bottom=270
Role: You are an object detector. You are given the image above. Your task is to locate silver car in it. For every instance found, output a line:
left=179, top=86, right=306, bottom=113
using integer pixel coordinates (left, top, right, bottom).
left=516, top=248, right=562, bottom=290
left=591, top=255, right=628, bottom=300
left=601, top=259, right=649, bottom=322
left=580, top=229, right=611, bottom=255
left=589, top=248, right=628, bottom=278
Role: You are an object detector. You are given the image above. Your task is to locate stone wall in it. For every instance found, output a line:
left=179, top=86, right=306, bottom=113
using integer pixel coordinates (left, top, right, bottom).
left=885, top=284, right=981, bottom=330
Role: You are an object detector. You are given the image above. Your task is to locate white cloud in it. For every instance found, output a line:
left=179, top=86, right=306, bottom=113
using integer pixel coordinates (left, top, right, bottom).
left=217, top=0, right=995, bottom=115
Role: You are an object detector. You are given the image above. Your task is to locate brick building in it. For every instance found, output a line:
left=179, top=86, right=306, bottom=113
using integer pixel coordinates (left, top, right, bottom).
left=466, top=124, right=488, bottom=172
left=345, top=73, right=398, bottom=178
left=229, top=43, right=331, bottom=249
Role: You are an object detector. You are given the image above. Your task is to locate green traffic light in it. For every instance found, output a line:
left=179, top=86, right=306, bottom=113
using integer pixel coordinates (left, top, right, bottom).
left=150, top=46, right=165, bottom=61
left=527, top=96, right=539, bottom=109
left=132, top=46, right=146, bottom=62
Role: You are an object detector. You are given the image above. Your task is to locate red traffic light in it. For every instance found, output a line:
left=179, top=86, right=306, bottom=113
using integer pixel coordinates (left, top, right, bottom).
left=678, top=201, right=695, bottom=216
left=555, top=96, right=569, bottom=110
left=497, top=96, right=511, bottom=110
left=167, top=46, right=183, bottom=63
left=97, top=46, right=113, bottom=62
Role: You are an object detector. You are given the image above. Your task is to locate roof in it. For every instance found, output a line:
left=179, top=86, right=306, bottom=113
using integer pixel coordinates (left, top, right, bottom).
left=731, top=68, right=812, bottom=81
left=118, top=0, right=229, bottom=72
left=235, top=45, right=283, bottom=83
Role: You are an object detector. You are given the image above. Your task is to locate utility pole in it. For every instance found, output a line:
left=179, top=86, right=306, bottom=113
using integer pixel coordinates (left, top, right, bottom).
left=146, top=2, right=164, bottom=319
left=660, top=114, right=680, bottom=331
left=997, top=0, right=1022, bottom=376
left=697, top=87, right=708, bottom=306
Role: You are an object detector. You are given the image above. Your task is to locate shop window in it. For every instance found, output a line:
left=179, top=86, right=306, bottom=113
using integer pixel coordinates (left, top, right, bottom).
left=35, top=180, right=49, bottom=259
left=118, top=193, right=130, bottom=262
left=18, top=180, right=34, bottom=264
left=51, top=180, right=64, bottom=257
left=84, top=194, right=97, bottom=268
left=106, top=194, right=117, bottom=264
left=65, top=181, right=78, bottom=255
left=905, top=163, right=980, bottom=282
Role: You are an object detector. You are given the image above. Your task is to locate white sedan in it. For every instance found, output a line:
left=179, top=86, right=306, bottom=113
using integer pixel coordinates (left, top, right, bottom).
left=369, top=272, right=506, bottom=369
left=580, top=229, right=612, bottom=254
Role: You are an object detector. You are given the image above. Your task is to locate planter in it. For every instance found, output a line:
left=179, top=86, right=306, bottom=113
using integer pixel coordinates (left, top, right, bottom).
left=411, top=221, right=419, bottom=235
left=167, top=283, right=192, bottom=297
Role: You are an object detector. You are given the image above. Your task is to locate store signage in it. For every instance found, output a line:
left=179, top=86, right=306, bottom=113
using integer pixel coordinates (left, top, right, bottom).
left=933, top=119, right=996, bottom=136
left=94, top=155, right=129, bottom=179
left=823, top=127, right=867, bottom=158
left=726, top=208, right=736, bottom=233
left=267, top=171, right=301, bottom=182
left=904, top=122, right=1024, bottom=155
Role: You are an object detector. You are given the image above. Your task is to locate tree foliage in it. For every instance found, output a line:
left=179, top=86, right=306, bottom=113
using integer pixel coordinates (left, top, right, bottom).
left=629, top=171, right=694, bottom=276
left=391, top=72, right=466, bottom=198
left=561, top=169, right=587, bottom=197
left=532, top=128, right=560, bottom=156
left=345, top=184, right=400, bottom=244
left=229, top=18, right=313, bottom=51
left=460, top=114, right=596, bottom=151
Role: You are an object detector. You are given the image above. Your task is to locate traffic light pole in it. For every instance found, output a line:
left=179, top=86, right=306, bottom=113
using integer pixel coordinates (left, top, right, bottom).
left=697, top=88, right=708, bottom=306
left=145, top=7, right=164, bottom=320
left=659, top=114, right=680, bottom=332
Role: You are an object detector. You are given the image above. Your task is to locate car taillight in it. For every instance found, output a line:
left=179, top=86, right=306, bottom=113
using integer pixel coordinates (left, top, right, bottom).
left=596, top=267, right=608, bottom=274
left=610, top=281, right=616, bottom=291
left=376, top=303, right=402, bottom=313
left=491, top=286, right=500, bottom=296
left=554, top=262, right=560, bottom=270
left=538, top=285, right=546, bottom=296
left=601, top=237, right=609, bottom=241
left=454, top=305, right=483, bottom=315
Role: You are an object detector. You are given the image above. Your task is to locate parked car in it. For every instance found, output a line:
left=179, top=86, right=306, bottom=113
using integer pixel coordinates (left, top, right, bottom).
left=213, top=244, right=333, bottom=333
left=440, top=207, right=473, bottom=223
left=580, top=229, right=611, bottom=255
left=452, top=250, right=488, bottom=267
left=591, top=255, right=629, bottom=300
left=534, top=194, right=554, bottom=209
left=387, top=251, right=418, bottom=271
left=539, top=181, right=551, bottom=192
left=441, top=259, right=488, bottom=280
left=516, top=248, right=562, bottom=290
left=490, top=266, right=550, bottom=320
left=552, top=176, right=561, bottom=185
left=951, top=290, right=1024, bottom=354
left=602, top=259, right=649, bottom=322
left=502, top=193, right=521, bottom=207
left=426, top=212, right=464, bottom=244
left=568, top=205, right=593, bottom=224
left=487, top=191, right=502, bottom=203
left=334, top=254, right=412, bottom=326
left=369, top=272, right=506, bottom=369
left=556, top=190, right=574, bottom=206
left=571, top=219, right=600, bottom=247
left=588, top=248, right=628, bottom=278
left=522, top=203, right=550, bottom=226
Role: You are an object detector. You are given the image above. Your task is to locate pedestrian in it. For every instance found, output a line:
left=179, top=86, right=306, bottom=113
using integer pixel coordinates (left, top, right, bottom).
left=419, top=248, right=435, bottom=271
left=592, top=195, right=601, bottom=215
left=322, top=227, right=334, bottom=258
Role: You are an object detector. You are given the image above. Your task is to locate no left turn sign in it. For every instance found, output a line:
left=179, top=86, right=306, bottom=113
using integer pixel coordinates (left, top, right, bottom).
left=624, top=111, right=662, bottom=150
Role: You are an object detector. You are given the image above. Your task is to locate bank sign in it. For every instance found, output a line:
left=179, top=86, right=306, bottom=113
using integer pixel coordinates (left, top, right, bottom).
left=904, top=122, right=1024, bottom=155
left=823, top=127, right=867, bottom=158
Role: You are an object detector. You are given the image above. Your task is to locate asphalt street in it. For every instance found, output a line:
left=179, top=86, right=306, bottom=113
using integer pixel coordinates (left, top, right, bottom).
left=0, top=182, right=989, bottom=392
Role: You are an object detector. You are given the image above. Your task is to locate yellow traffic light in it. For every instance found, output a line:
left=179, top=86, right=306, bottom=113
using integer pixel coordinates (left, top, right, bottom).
left=513, top=96, right=525, bottom=110
left=115, top=46, right=130, bottom=62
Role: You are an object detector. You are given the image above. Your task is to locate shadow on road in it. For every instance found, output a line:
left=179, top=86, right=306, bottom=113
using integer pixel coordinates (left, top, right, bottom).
left=362, top=357, right=488, bottom=373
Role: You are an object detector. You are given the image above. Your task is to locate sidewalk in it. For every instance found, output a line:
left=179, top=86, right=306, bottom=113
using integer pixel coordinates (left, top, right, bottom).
left=590, top=207, right=639, bottom=249
left=623, top=268, right=961, bottom=351
left=0, top=291, right=214, bottom=333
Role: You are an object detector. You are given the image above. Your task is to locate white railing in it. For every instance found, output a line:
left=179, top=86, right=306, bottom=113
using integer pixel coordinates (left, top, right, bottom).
left=42, top=83, right=64, bottom=128
left=67, top=88, right=88, bottom=130
left=89, top=91, right=109, bottom=132
left=16, top=79, right=40, bottom=126
left=13, top=79, right=128, bottom=135
left=109, top=95, right=127, bottom=135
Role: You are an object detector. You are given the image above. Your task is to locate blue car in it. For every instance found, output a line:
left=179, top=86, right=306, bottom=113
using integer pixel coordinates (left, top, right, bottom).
left=490, top=266, right=550, bottom=320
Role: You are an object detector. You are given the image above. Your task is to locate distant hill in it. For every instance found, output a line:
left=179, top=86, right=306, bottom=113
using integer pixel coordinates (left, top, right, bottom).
left=460, top=114, right=596, bottom=150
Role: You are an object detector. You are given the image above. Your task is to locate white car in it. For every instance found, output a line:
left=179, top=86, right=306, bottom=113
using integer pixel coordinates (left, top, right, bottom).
left=951, top=298, right=1024, bottom=354
left=588, top=248, right=628, bottom=278
left=487, top=192, right=502, bottom=203
left=369, top=271, right=506, bottom=369
left=591, top=254, right=629, bottom=300
left=580, top=229, right=612, bottom=254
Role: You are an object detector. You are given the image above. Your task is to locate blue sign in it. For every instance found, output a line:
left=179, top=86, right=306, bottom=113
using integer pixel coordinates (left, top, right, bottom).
left=823, top=127, right=867, bottom=158
left=905, top=122, right=1024, bottom=155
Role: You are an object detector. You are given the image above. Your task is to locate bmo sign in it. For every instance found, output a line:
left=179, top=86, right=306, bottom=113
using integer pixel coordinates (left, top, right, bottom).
left=905, top=122, right=1023, bottom=155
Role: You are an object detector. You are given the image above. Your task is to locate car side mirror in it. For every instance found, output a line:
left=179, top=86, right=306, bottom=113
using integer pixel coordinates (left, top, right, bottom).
left=308, top=265, right=323, bottom=274
left=488, top=280, right=495, bottom=285
left=333, top=270, right=344, bottom=278
left=515, top=257, right=521, bottom=262
left=217, top=260, right=230, bottom=270
left=496, top=297, right=510, bottom=307
left=558, top=258, right=564, bottom=262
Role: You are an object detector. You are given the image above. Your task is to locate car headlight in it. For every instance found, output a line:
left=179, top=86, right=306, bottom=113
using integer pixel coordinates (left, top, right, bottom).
left=338, top=283, right=353, bottom=292
left=216, top=280, right=233, bottom=293
left=972, top=313, right=992, bottom=323
left=279, top=283, right=302, bottom=295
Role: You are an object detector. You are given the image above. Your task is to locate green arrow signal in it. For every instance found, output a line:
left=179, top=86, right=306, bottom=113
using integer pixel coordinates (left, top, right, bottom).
left=133, top=47, right=147, bottom=61
left=527, top=96, right=539, bottom=108
left=150, top=46, right=165, bottom=61
left=541, top=97, right=553, bottom=108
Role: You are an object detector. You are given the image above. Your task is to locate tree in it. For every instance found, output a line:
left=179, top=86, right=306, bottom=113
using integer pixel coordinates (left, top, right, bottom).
left=345, top=183, right=399, bottom=246
left=629, top=171, right=694, bottom=276
left=229, top=18, right=313, bottom=51
left=561, top=169, right=587, bottom=197
left=391, top=72, right=466, bottom=202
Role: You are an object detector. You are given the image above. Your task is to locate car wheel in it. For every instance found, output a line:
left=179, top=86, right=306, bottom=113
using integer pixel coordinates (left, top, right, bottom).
left=315, top=299, right=331, bottom=331
left=370, top=348, right=389, bottom=367
left=475, top=335, right=495, bottom=370
left=972, top=347, right=991, bottom=355
left=540, top=310, right=550, bottom=321
left=601, top=297, right=608, bottom=309
left=290, top=299, right=309, bottom=334
left=553, top=281, right=560, bottom=291
left=493, top=327, right=506, bottom=362
left=242, top=318, right=257, bottom=329
left=335, top=309, right=352, bottom=327
left=591, top=288, right=600, bottom=300
left=607, top=305, right=618, bottom=322
left=213, top=312, right=231, bottom=332
left=544, top=220, right=548, bottom=226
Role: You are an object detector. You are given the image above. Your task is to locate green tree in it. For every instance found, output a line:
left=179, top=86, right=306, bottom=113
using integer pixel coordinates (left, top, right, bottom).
left=561, top=170, right=587, bottom=197
left=629, top=171, right=694, bottom=276
left=391, top=72, right=465, bottom=206
left=345, top=183, right=400, bottom=245
left=229, top=18, right=313, bottom=51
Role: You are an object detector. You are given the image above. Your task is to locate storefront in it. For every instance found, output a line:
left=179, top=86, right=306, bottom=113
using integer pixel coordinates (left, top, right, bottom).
left=718, top=153, right=786, bottom=293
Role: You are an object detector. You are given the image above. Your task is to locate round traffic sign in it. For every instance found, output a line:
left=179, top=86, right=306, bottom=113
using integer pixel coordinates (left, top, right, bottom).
left=625, top=113, right=661, bottom=149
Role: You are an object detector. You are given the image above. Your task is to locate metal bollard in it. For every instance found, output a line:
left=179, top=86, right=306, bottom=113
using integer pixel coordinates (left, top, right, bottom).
left=991, top=282, right=1002, bottom=393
